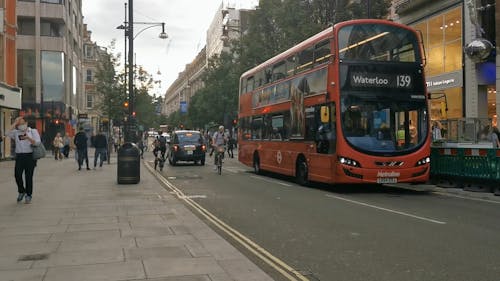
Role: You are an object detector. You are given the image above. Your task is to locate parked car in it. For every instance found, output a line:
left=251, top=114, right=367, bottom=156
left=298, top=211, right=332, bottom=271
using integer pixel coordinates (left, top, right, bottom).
left=167, top=130, right=206, bottom=165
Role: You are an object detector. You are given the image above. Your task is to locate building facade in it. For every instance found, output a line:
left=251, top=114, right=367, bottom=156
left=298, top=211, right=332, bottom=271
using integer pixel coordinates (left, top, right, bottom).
left=16, top=0, right=84, bottom=148
left=163, top=4, right=252, bottom=121
left=0, top=0, right=21, bottom=159
left=393, top=0, right=498, bottom=137
left=163, top=47, right=206, bottom=118
left=82, top=24, right=107, bottom=135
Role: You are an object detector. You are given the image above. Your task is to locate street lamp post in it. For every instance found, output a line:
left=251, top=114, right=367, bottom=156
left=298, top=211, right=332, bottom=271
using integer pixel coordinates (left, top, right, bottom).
left=117, top=0, right=167, bottom=143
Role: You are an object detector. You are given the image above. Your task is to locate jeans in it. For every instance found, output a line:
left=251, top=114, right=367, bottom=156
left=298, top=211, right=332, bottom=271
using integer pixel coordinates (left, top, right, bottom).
left=94, top=148, right=107, bottom=167
left=15, top=153, right=36, bottom=196
left=77, top=148, right=89, bottom=169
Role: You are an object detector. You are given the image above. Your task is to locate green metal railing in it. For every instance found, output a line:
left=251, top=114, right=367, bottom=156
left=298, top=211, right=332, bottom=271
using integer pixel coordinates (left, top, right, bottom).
left=431, top=147, right=500, bottom=184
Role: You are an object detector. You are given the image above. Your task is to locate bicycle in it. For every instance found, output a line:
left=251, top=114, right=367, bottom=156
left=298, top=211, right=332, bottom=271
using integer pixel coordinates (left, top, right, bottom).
left=214, top=146, right=225, bottom=175
left=154, top=153, right=165, bottom=171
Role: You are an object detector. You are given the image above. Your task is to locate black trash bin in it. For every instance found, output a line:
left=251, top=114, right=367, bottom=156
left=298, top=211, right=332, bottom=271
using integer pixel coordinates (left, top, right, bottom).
left=117, top=142, right=140, bottom=184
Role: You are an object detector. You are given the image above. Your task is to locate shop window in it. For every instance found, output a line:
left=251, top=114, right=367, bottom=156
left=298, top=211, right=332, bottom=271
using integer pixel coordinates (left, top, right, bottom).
left=427, top=46, right=444, bottom=76
left=444, top=41, right=462, bottom=72
left=444, top=8, right=461, bottom=43
left=428, top=16, right=443, bottom=48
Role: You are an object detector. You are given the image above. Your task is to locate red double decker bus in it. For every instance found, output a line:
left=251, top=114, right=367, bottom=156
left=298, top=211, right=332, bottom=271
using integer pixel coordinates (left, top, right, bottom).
left=237, top=19, right=430, bottom=186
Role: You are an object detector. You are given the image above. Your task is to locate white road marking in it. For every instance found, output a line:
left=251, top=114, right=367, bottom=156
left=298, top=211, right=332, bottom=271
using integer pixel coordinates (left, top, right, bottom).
left=325, top=194, right=447, bottom=225
left=250, top=175, right=292, bottom=187
left=179, top=195, right=207, bottom=199
left=434, top=191, right=500, bottom=205
left=144, top=161, right=309, bottom=281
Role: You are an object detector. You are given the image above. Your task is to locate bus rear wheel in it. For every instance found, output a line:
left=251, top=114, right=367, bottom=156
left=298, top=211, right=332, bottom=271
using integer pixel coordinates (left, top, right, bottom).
left=296, top=159, right=309, bottom=186
left=253, top=154, right=261, bottom=175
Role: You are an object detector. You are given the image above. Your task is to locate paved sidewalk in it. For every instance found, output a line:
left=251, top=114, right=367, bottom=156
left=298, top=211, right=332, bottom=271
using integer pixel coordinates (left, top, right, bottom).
left=0, top=151, right=274, bottom=281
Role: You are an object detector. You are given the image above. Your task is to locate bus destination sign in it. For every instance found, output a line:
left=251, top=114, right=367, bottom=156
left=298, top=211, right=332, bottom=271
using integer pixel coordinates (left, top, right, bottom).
left=350, top=72, right=412, bottom=89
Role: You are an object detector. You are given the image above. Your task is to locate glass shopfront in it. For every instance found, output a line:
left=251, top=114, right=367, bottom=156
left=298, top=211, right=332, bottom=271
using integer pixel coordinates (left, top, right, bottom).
left=412, top=6, right=463, bottom=121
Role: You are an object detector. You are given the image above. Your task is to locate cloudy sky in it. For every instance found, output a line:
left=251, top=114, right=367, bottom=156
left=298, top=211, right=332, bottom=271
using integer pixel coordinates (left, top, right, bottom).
left=82, top=0, right=258, bottom=97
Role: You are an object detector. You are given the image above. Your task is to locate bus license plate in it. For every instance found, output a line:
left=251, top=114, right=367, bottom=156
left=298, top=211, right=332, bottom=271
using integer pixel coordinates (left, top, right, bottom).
left=187, top=151, right=193, bottom=155
left=377, top=178, right=397, bottom=184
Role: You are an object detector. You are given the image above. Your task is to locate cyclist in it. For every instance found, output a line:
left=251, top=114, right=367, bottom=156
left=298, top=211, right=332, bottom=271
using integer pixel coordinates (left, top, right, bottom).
left=212, top=125, right=228, bottom=170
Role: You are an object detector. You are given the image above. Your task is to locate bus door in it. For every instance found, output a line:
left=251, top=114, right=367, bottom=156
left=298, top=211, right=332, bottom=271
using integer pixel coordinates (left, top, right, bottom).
left=305, top=104, right=337, bottom=183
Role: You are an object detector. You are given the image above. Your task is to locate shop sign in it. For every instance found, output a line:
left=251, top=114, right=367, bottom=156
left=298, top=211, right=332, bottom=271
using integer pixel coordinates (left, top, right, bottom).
left=426, top=71, right=462, bottom=91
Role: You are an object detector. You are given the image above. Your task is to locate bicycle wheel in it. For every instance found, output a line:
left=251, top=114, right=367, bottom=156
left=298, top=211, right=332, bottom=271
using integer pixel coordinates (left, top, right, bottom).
left=217, top=155, right=222, bottom=175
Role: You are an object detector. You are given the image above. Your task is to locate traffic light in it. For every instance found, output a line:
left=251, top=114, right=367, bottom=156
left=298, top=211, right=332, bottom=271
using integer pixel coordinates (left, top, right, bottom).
left=123, top=101, right=130, bottom=115
left=232, top=119, right=238, bottom=126
left=132, top=111, right=136, bottom=118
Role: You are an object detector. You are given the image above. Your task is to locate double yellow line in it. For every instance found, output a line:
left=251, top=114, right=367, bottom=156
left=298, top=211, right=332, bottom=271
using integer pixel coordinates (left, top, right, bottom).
left=145, top=162, right=310, bottom=281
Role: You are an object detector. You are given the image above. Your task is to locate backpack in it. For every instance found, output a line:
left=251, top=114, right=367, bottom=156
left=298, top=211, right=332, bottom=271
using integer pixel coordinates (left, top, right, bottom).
left=158, top=136, right=167, bottom=148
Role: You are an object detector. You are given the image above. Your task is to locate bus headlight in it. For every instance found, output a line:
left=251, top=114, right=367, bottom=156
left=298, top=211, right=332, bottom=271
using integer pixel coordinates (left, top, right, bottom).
left=339, top=156, right=361, bottom=167
left=416, top=156, right=430, bottom=166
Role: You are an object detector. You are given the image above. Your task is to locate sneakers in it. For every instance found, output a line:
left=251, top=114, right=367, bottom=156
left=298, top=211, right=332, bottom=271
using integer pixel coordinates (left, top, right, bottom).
left=17, top=193, right=25, bottom=202
left=25, top=195, right=32, bottom=204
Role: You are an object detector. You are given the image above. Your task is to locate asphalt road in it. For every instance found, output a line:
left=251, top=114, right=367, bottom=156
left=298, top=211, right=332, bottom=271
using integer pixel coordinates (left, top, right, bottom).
left=147, top=152, right=500, bottom=281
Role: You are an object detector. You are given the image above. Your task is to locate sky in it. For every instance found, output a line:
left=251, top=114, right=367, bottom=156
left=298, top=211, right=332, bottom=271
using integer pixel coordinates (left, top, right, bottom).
left=82, top=0, right=258, bottom=97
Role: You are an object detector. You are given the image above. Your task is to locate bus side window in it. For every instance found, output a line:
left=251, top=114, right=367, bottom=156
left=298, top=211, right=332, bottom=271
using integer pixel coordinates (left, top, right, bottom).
left=247, top=76, right=254, bottom=92
left=285, top=56, right=296, bottom=77
left=283, top=111, right=291, bottom=140
left=304, top=106, right=316, bottom=141
left=272, top=61, right=286, bottom=82
left=315, top=103, right=336, bottom=154
left=314, top=40, right=331, bottom=66
left=296, top=47, right=314, bottom=74
left=240, top=78, right=247, bottom=95
left=252, top=117, right=262, bottom=140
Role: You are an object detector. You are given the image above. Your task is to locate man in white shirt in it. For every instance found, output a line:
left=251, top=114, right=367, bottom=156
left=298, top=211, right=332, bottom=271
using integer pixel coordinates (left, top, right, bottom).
left=7, top=117, right=41, bottom=204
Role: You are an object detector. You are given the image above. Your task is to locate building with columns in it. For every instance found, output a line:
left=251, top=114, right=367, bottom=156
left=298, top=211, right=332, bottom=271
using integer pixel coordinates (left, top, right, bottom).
left=392, top=0, right=497, bottom=139
left=16, top=0, right=84, bottom=147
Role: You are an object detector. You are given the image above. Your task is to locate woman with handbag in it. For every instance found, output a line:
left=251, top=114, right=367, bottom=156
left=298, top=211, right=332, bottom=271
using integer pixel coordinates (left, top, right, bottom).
left=7, top=117, right=41, bottom=204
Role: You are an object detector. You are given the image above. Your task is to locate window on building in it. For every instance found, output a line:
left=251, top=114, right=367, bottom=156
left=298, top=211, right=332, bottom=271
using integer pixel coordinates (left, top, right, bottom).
left=41, top=19, right=63, bottom=37
left=41, top=0, right=63, bottom=4
left=86, top=69, right=93, bottom=82
left=17, top=50, right=36, bottom=103
left=18, top=17, right=35, bottom=36
left=84, top=45, right=94, bottom=59
left=415, top=6, right=462, bottom=76
left=42, top=51, right=65, bottom=102
left=87, top=94, right=93, bottom=109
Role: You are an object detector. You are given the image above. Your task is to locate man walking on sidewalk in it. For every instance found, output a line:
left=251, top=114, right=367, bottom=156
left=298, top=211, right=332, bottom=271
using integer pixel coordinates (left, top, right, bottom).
left=74, top=127, right=90, bottom=171
left=93, top=131, right=107, bottom=168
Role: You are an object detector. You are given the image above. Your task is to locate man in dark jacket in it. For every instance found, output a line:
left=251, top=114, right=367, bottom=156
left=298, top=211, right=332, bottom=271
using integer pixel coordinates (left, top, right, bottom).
left=93, top=131, right=107, bottom=168
left=74, top=127, right=90, bottom=170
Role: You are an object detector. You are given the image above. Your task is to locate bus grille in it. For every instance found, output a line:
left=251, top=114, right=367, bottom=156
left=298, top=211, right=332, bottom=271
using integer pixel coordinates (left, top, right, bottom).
left=375, top=161, right=404, bottom=167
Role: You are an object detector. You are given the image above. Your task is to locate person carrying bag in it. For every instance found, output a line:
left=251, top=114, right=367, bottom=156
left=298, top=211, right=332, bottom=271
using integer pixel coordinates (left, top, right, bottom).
left=7, top=117, right=42, bottom=204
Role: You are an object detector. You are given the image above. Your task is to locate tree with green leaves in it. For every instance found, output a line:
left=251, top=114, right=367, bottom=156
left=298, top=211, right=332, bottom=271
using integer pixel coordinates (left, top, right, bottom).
left=94, top=40, right=126, bottom=125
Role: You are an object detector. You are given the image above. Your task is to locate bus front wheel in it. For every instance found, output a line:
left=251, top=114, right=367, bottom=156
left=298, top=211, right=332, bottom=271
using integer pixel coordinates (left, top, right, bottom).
left=296, top=159, right=309, bottom=186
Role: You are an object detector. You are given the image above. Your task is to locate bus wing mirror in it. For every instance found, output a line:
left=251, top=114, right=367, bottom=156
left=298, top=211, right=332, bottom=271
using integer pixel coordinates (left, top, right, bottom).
left=320, top=106, right=330, bottom=123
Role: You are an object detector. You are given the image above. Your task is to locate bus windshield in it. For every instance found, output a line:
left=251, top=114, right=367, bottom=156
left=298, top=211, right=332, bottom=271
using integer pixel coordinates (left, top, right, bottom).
left=338, top=23, right=420, bottom=62
left=341, top=92, right=428, bottom=154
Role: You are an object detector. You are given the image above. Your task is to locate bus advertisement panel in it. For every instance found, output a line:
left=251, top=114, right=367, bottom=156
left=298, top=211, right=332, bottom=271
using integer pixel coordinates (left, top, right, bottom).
left=238, top=19, right=430, bottom=186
